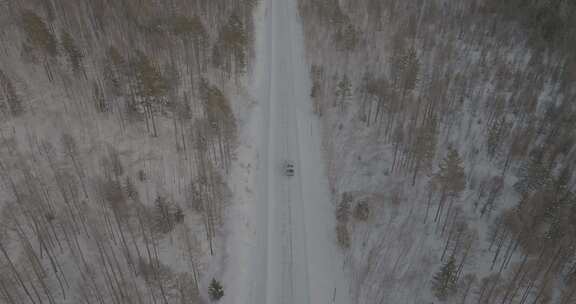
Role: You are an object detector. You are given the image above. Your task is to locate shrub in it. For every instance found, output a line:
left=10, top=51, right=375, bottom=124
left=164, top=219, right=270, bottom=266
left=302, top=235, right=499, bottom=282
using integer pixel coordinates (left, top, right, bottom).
left=353, top=201, right=370, bottom=221
left=208, top=278, right=224, bottom=301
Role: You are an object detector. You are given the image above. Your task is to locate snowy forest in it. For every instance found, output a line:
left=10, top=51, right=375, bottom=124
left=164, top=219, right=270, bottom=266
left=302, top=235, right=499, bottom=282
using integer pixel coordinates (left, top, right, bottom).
left=0, top=0, right=256, bottom=303
left=297, top=0, right=576, bottom=303
left=2, top=0, right=576, bottom=303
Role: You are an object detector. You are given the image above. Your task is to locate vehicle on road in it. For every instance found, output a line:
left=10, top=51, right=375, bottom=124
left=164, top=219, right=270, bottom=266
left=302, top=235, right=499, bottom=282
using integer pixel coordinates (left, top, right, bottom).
left=284, top=161, right=295, bottom=176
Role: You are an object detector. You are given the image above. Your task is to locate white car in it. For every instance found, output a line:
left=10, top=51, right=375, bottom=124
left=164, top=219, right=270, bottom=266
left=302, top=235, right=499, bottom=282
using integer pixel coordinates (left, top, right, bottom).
left=284, top=161, right=295, bottom=176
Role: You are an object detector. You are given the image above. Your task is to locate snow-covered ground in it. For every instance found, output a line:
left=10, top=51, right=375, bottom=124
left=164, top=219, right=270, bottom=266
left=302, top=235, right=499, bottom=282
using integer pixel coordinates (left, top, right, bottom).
left=224, top=0, right=351, bottom=302
left=0, top=1, right=257, bottom=303
left=293, top=0, right=576, bottom=303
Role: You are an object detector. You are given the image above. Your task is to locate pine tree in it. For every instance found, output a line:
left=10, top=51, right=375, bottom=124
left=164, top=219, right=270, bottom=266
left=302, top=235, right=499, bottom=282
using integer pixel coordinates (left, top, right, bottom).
left=431, top=257, right=458, bottom=301
left=124, top=177, right=138, bottom=200
left=61, top=31, right=84, bottom=73
left=169, top=15, right=208, bottom=70
left=411, top=117, right=438, bottom=185
left=131, top=50, right=168, bottom=136
left=336, top=192, right=352, bottom=223
left=432, top=148, right=466, bottom=222
left=135, top=169, right=145, bottom=182
left=208, top=278, right=224, bottom=301
left=200, top=78, right=237, bottom=171
left=486, top=117, right=508, bottom=159
left=108, top=46, right=127, bottom=73
left=435, top=147, right=466, bottom=197
left=0, top=69, right=23, bottom=116
left=514, top=149, right=551, bottom=195
left=153, top=196, right=178, bottom=234
left=336, top=223, right=351, bottom=249
left=396, top=47, right=419, bottom=99
left=333, top=23, right=359, bottom=51
left=21, top=10, right=58, bottom=57
left=327, top=2, right=349, bottom=27
left=174, top=206, right=185, bottom=223
left=336, top=200, right=351, bottom=223
left=102, top=46, right=125, bottom=97
left=212, top=44, right=225, bottom=71
left=310, top=65, right=325, bottom=116
left=92, top=82, right=109, bottom=112
left=132, top=51, right=168, bottom=100
left=214, top=13, right=248, bottom=75
left=169, top=15, right=206, bottom=41
left=353, top=201, right=370, bottom=221
left=335, top=74, right=352, bottom=111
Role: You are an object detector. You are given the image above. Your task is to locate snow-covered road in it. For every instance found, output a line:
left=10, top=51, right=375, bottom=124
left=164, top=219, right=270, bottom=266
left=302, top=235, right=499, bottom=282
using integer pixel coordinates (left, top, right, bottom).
left=248, top=0, right=351, bottom=303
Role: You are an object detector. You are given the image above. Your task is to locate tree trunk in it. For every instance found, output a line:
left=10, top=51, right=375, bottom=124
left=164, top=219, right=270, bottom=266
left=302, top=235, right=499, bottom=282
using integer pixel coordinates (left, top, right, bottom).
left=424, top=189, right=433, bottom=224
left=0, top=241, right=39, bottom=304
left=434, top=190, right=447, bottom=222
left=411, top=158, right=420, bottom=186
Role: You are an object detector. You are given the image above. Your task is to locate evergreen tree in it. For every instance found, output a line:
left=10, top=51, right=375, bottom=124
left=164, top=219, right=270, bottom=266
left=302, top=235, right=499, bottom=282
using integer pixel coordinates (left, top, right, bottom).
left=132, top=51, right=168, bottom=100
left=327, top=2, right=349, bottom=27
left=396, top=47, right=419, bottom=98
left=212, top=44, right=225, bottom=72
left=353, top=201, right=370, bottom=221
left=21, top=10, right=58, bottom=57
left=434, top=147, right=466, bottom=197
left=92, top=82, right=109, bottom=112
left=311, top=80, right=322, bottom=115
left=208, top=278, right=224, bottom=301
left=169, top=15, right=207, bottom=41
left=431, top=257, right=458, bottom=301
left=131, top=50, right=168, bottom=135
left=174, top=205, right=185, bottom=223
left=336, top=192, right=352, bottom=223
left=336, top=223, right=351, bottom=249
left=432, top=148, right=466, bottom=222
left=138, top=169, right=146, bottom=181
left=514, top=149, right=551, bottom=195
left=333, top=23, right=359, bottom=51
left=0, top=69, right=23, bottom=116
left=153, top=196, right=180, bottom=234
left=336, top=199, right=351, bottom=223
left=61, top=31, right=84, bottom=73
left=169, top=15, right=208, bottom=70
left=411, top=117, right=438, bottom=185
left=214, top=13, right=248, bottom=75
left=335, top=74, right=352, bottom=111
left=556, top=164, right=573, bottom=192
left=486, top=117, right=508, bottom=159
left=108, top=46, right=127, bottom=73
left=124, top=177, right=138, bottom=200
left=102, top=46, right=125, bottom=97
left=199, top=78, right=237, bottom=170
left=310, top=65, right=325, bottom=116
